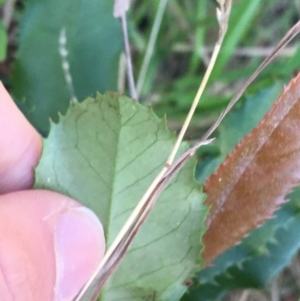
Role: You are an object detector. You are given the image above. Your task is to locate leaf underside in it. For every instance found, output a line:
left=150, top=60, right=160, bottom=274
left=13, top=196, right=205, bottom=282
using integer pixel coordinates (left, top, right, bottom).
left=181, top=80, right=300, bottom=300
left=202, top=73, right=300, bottom=265
left=35, top=93, right=208, bottom=301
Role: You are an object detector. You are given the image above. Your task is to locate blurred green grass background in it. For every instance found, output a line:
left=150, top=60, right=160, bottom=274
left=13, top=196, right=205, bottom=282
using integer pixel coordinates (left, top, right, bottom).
left=128, top=0, right=300, bottom=141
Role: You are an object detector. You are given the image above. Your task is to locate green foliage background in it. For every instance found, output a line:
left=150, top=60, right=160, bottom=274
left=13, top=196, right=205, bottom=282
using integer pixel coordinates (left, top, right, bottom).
left=1, top=0, right=300, bottom=300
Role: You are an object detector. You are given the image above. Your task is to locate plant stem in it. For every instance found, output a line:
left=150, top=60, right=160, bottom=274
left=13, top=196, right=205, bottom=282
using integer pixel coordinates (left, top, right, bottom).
left=120, top=14, right=138, bottom=101
left=166, top=42, right=222, bottom=165
left=136, top=0, right=168, bottom=97
left=166, top=0, right=232, bottom=165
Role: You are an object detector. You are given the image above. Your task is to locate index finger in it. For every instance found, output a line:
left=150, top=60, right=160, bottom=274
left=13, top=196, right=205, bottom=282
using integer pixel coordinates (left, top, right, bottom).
left=0, top=83, right=42, bottom=194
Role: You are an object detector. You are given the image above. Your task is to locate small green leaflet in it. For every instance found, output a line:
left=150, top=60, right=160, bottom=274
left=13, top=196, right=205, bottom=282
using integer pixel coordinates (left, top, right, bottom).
left=35, top=92, right=208, bottom=301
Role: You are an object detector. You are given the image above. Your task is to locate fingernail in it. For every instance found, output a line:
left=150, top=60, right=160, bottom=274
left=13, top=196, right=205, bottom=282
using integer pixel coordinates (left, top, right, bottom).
left=54, top=207, right=105, bottom=301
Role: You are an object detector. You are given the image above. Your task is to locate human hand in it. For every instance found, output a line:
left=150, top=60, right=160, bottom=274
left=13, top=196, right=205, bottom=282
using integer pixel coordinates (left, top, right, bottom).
left=0, top=83, right=105, bottom=301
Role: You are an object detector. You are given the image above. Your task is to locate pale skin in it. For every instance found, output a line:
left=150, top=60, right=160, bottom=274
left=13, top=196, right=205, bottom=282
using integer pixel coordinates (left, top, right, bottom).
left=0, top=83, right=106, bottom=301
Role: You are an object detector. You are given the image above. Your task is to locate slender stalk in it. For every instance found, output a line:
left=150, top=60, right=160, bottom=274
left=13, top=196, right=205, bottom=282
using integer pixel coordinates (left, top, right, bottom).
left=2, top=0, right=16, bottom=28
left=120, top=14, right=138, bottom=100
left=166, top=0, right=232, bottom=165
left=118, top=53, right=126, bottom=94
left=136, top=0, right=168, bottom=97
left=166, top=42, right=222, bottom=165
left=199, top=20, right=300, bottom=146
left=77, top=16, right=300, bottom=301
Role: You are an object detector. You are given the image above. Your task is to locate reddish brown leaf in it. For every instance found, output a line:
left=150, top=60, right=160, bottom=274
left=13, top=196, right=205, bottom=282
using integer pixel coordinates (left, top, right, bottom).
left=202, top=74, right=300, bottom=265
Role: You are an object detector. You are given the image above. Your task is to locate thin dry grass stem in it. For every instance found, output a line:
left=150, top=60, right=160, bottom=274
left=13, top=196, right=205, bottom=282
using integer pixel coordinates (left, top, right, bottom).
left=117, top=53, right=126, bottom=94
left=2, top=0, right=16, bottom=28
left=120, top=15, right=138, bottom=100
left=74, top=3, right=232, bottom=300
left=114, top=0, right=138, bottom=101
left=199, top=19, right=300, bottom=144
left=166, top=0, right=232, bottom=166
left=222, top=20, right=300, bottom=117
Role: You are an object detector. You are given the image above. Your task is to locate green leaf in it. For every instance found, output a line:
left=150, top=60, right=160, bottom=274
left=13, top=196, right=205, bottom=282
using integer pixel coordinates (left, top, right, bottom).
left=12, top=0, right=122, bottom=134
left=35, top=93, right=208, bottom=301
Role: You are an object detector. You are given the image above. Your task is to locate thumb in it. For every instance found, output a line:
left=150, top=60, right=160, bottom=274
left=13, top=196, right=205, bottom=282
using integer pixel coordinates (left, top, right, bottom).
left=0, top=190, right=105, bottom=301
